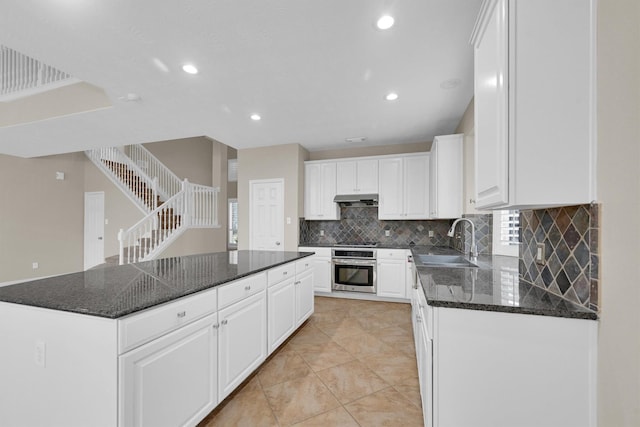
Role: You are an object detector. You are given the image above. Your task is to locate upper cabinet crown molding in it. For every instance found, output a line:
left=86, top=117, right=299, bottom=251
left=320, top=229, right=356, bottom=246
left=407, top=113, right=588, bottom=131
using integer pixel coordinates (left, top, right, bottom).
left=472, top=0, right=596, bottom=210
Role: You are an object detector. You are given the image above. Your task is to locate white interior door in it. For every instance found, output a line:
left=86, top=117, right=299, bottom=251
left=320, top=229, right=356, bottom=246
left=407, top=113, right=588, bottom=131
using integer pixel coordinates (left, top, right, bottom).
left=84, top=192, right=105, bottom=269
left=249, top=179, right=284, bottom=251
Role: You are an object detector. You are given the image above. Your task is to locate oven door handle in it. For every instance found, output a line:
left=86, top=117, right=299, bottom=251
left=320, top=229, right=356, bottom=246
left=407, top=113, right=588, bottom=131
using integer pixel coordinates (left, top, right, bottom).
left=332, top=259, right=376, bottom=266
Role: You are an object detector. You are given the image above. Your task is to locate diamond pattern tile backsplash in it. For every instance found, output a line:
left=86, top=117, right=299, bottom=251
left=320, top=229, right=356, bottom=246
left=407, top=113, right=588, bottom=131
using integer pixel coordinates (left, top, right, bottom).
left=519, top=204, right=600, bottom=311
left=300, top=206, right=453, bottom=247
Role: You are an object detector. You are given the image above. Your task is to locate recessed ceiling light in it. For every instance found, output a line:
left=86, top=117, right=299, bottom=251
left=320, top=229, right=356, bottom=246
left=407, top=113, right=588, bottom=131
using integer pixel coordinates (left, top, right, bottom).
left=182, top=64, right=198, bottom=74
left=385, top=92, right=399, bottom=101
left=376, top=15, right=395, bottom=30
left=250, top=114, right=261, bottom=121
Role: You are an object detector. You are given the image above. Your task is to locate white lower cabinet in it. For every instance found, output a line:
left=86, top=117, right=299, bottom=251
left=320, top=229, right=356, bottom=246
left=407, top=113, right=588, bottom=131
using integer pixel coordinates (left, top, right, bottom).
left=295, top=269, right=314, bottom=325
left=298, top=247, right=332, bottom=293
left=412, top=282, right=597, bottom=427
left=376, top=249, right=408, bottom=299
left=267, top=276, right=297, bottom=354
left=119, top=313, right=219, bottom=427
left=218, top=290, right=268, bottom=401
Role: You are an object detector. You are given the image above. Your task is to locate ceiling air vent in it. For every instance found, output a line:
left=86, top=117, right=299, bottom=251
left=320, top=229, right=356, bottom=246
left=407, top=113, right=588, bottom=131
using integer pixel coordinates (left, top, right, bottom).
left=0, top=45, right=79, bottom=102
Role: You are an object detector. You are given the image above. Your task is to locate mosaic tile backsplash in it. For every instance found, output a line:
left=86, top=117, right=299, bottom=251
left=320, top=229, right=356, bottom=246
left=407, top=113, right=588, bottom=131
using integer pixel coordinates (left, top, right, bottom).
left=300, top=206, right=453, bottom=246
left=519, top=204, right=599, bottom=311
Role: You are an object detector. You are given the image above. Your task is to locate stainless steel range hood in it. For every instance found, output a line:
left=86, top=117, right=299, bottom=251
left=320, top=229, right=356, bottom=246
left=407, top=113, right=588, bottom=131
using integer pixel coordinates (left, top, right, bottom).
left=333, top=194, right=378, bottom=206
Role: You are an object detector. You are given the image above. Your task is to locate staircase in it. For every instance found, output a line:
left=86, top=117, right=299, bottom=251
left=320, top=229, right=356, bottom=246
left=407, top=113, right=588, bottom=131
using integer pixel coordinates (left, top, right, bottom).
left=86, top=145, right=219, bottom=265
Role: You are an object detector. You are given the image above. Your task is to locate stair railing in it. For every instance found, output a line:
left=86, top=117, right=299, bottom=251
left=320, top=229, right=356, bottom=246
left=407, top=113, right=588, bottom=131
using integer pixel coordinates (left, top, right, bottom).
left=85, top=147, right=158, bottom=213
left=118, top=179, right=220, bottom=264
left=124, top=144, right=182, bottom=200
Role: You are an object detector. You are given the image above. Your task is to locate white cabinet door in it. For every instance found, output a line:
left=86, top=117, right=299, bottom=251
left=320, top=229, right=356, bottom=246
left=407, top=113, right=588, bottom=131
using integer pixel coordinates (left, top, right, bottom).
left=295, top=270, right=314, bottom=325
left=119, top=314, right=218, bottom=427
left=378, top=158, right=405, bottom=219
left=430, top=134, right=463, bottom=219
left=305, top=162, right=339, bottom=220
left=218, top=291, right=267, bottom=400
left=377, top=259, right=406, bottom=298
left=312, top=256, right=332, bottom=292
left=356, top=159, right=379, bottom=194
left=267, top=277, right=296, bottom=354
left=473, top=0, right=509, bottom=209
left=336, top=160, right=378, bottom=194
left=336, top=161, right=358, bottom=194
left=403, top=155, right=430, bottom=219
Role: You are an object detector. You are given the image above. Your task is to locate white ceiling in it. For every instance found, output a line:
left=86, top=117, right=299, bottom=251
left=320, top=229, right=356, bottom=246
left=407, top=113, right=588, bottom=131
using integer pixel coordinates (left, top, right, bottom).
left=0, top=0, right=482, bottom=158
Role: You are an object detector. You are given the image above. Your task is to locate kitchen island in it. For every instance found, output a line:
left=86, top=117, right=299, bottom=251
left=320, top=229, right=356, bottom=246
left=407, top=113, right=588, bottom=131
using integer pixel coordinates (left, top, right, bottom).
left=0, top=250, right=314, bottom=427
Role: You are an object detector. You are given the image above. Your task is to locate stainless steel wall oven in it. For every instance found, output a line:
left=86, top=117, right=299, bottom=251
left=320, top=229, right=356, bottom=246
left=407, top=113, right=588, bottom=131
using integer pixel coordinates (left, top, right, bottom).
left=331, top=248, right=377, bottom=293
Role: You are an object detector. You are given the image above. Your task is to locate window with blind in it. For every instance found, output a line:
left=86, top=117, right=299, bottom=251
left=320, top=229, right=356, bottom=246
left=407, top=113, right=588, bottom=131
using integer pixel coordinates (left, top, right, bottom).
left=228, top=198, right=238, bottom=248
left=492, top=210, right=520, bottom=257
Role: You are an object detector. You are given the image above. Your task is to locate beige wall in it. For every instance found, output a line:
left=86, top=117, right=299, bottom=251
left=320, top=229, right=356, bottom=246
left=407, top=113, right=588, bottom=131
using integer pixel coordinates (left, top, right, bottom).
left=237, top=143, right=309, bottom=251
left=0, top=153, right=85, bottom=282
left=83, top=157, right=144, bottom=258
left=597, top=0, right=640, bottom=425
left=308, top=141, right=430, bottom=161
left=144, top=137, right=213, bottom=186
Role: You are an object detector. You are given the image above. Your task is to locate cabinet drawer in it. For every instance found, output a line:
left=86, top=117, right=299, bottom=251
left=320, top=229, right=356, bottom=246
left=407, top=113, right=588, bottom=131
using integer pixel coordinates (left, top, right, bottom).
left=119, top=288, right=217, bottom=354
left=267, top=263, right=295, bottom=287
left=295, top=257, right=313, bottom=275
left=218, top=273, right=267, bottom=309
left=377, top=249, right=409, bottom=260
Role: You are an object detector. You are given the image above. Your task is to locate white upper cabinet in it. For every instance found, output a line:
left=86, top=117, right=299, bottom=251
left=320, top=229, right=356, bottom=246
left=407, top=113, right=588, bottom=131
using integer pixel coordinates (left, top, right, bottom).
left=471, top=0, right=596, bottom=210
left=430, top=134, right=463, bottom=219
left=336, top=159, right=379, bottom=195
left=379, top=154, right=430, bottom=220
left=304, top=162, right=339, bottom=220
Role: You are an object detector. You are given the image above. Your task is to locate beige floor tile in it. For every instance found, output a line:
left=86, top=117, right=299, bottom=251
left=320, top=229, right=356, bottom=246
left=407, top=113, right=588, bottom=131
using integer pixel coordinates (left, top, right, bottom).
left=374, top=307, right=412, bottom=326
left=333, top=332, right=394, bottom=358
left=315, top=317, right=367, bottom=340
left=200, top=388, right=278, bottom=427
left=291, top=406, right=359, bottom=427
left=316, top=359, right=389, bottom=404
left=287, top=324, right=332, bottom=350
left=348, top=314, right=394, bottom=332
left=345, top=387, right=424, bottom=427
left=360, top=350, right=419, bottom=386
left=297, top=341, right=356, bottom=372
left=259, top=350, right=312, bottom=388
left=393, top=375, right=423, bottom=409
left=308, top=308, right=351, bottom=328
left=264, top=374, right=341, bottom=426
left=314, top=297, right=348, bottom=313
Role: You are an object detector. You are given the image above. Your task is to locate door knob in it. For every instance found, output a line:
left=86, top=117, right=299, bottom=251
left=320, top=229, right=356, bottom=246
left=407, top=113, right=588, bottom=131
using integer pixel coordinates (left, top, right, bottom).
left=98, top=237, right=103, bottom=240
left=275, top=241, right=281, bottom=246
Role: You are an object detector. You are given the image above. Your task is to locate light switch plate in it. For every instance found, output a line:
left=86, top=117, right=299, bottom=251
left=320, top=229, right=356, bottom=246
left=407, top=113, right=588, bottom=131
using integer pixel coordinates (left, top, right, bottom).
left=536, top=243, right=546, bottom=265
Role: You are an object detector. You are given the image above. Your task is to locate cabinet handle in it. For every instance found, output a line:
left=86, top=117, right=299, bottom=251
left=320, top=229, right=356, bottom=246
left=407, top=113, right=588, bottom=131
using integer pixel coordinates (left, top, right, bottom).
left=213, top=323, right=220, bottom=329
left=295, top=281, right=301, bottom=285
left=416, top=315, right=422, bottom=323
left=221, top=319, right=228, bottom=325
left=245, top=285, right=251, bottom=291
left=177, top=311, right=186, bottom=318
left=283, top=271, right=288, bottom=276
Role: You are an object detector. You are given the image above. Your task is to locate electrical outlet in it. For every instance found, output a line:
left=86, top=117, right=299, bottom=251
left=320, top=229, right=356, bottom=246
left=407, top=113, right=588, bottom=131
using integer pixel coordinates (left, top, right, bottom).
left=385, top=230, right=391, bottom=237
left=286, top=217, right=292, bottom=225
left=32, top=262, right=39, bottom=269
left=428, top=230, right=434, bottom=237
left=35, top=341, right=46, bottom=367
left=319, top=230, right=324, bottom=236
left=536, top=243, right=546, bottom=265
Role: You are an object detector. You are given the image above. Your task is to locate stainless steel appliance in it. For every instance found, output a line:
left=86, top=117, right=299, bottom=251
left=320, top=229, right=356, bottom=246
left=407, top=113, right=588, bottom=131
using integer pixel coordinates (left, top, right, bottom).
left=332, top=247, right=377, bottom=293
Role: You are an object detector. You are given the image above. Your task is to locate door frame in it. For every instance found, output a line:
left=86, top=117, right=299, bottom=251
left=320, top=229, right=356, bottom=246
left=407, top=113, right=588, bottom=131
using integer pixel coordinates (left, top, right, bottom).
left=84, top=191, right=105, bottom=270
left=249, top=178, right=284, bottom=251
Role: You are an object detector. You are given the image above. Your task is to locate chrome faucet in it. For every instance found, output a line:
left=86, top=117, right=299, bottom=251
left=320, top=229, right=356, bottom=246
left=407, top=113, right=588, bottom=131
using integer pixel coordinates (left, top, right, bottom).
left=447, top=218, right=478, bottom=259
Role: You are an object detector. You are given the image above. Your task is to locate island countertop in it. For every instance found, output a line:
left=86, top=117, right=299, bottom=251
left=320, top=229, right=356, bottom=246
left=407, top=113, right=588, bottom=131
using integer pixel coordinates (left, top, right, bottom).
left=410, top=246, right=598, bottom=320
left=0, top=250, right=313, bottom=319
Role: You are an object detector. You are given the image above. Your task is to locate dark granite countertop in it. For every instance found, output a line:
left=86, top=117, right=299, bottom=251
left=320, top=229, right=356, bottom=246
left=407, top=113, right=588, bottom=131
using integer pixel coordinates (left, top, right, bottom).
left=0, top=251, right=313, bottom=319
left=410, top=246, right=597, bottom=320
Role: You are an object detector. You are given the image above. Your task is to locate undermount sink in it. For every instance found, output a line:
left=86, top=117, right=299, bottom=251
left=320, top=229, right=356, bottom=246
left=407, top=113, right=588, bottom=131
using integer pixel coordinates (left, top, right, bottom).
left=416, top=254, right=479, bottom=268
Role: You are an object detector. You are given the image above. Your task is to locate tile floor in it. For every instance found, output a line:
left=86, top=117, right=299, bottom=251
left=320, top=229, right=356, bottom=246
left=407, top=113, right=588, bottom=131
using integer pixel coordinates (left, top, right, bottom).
left=198, top=296, right=423, bottom=427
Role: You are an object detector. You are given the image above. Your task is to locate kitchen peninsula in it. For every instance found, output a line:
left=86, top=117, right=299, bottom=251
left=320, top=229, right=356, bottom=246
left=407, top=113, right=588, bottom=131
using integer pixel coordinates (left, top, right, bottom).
left=0, top=250, right=313, bottom=427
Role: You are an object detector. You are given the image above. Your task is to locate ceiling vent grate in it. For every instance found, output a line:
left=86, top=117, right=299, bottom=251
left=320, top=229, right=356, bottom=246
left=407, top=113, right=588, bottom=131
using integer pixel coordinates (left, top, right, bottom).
left=0, top=45, right=79, bottom=101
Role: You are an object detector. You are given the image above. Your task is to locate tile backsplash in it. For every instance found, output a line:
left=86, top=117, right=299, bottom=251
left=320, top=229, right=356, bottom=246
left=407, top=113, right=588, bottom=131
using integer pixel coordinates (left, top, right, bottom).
left=519, top=204, right=599, bottom=311
left=451, top=214, right=493, bottom=256
left=300, top=206, right=453, bottom=246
